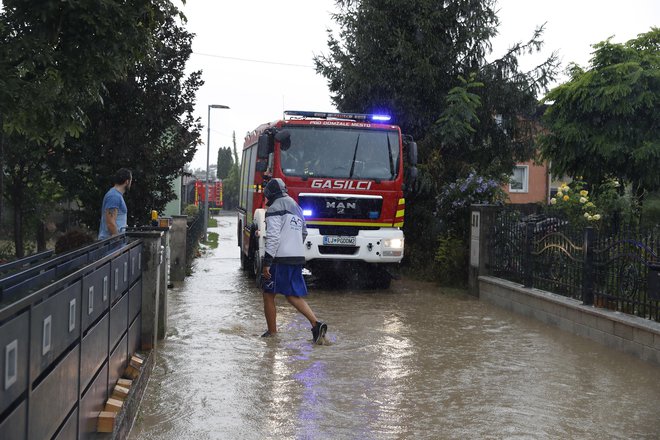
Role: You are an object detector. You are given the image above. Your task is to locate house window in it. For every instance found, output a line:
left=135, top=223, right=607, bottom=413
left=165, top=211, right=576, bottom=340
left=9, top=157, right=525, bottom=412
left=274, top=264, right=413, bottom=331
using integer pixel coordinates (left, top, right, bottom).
left=510, top=166, right=528, bottom=193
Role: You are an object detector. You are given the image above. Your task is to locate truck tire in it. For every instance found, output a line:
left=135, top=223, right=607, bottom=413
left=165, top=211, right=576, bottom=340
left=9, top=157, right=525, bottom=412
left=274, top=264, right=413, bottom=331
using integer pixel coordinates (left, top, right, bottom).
left=252, top=240, right=262, bottom=288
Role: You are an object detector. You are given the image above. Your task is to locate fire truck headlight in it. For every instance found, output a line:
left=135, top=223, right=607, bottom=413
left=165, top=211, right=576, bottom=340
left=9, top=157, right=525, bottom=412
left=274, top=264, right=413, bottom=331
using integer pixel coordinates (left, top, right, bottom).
left=383, top=238, right=403, bottom=249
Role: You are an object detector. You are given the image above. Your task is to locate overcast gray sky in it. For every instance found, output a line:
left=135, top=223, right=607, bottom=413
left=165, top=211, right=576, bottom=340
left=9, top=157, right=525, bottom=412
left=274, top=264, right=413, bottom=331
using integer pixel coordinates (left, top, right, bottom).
left=0, top=1, right=656, bottom=169
left=183, top=0, right=658, bottom=170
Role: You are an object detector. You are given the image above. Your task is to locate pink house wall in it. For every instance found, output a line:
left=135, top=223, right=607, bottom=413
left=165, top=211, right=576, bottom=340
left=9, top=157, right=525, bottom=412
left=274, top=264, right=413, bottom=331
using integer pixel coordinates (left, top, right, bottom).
left=504, top=159, right=549, bottom=204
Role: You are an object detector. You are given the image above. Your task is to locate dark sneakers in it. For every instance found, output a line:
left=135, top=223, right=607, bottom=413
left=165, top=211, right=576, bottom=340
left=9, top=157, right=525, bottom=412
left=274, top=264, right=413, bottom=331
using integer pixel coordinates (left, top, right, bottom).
left=261, top=330, right=273, bottom=337
left=311, top=321, right=328, bottom=345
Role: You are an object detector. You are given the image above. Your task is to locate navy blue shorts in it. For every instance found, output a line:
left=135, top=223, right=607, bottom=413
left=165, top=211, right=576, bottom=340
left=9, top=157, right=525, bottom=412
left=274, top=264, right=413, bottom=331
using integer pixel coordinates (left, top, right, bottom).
left=262, top=264, right=308, bottom=297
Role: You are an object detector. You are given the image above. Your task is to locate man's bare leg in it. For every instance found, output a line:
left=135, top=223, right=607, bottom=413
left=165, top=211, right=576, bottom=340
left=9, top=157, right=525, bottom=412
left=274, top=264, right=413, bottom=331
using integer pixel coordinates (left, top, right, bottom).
left=263, top=292, right=277, bottom=334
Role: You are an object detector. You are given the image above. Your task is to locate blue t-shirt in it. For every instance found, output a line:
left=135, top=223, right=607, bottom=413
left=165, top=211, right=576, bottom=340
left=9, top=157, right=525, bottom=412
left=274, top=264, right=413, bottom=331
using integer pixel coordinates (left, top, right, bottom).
left=98, top=188, right=128, bottom=239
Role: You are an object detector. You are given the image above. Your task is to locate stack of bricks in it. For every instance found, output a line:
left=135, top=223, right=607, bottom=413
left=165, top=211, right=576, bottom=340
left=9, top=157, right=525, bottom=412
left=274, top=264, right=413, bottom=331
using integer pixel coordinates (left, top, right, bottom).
left=97, top=352, right=145, bottom=433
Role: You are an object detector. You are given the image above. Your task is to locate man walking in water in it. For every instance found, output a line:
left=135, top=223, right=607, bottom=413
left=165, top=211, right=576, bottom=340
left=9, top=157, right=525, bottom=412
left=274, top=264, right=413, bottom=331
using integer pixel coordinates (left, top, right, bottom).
left=261, top=178, right=327, bottom=344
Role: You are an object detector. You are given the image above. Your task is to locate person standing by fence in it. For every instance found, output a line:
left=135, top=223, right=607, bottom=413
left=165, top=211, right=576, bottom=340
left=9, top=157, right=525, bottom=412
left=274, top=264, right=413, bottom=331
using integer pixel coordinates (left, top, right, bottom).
left=98, top=168, right=132, bottom=240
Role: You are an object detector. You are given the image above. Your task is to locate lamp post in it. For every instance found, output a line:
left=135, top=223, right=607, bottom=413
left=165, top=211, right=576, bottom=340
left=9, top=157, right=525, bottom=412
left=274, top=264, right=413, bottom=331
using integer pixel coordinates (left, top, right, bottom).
left=204, top=104, right=230, bottom=241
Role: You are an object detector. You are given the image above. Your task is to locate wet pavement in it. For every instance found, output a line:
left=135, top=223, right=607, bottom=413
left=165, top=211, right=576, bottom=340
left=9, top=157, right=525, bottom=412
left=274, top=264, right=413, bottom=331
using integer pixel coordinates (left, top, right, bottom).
left=129, top=214, right=660, bottom=440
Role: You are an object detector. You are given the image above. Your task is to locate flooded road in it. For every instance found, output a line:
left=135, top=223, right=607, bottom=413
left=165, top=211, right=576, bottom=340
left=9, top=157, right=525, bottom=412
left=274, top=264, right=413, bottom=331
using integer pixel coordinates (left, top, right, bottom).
left=130, top=214, right=660, bottom=439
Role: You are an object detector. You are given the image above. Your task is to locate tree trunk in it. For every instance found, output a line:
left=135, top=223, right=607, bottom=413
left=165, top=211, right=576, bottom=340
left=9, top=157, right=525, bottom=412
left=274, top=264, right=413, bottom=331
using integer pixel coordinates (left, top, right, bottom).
left=0, top=114, right=4, bottom=225
left=633, top=181, right=647, bottom=226
left=13, top=193, right=24, bottom=258
left=37, top=220, right=46, bottom=252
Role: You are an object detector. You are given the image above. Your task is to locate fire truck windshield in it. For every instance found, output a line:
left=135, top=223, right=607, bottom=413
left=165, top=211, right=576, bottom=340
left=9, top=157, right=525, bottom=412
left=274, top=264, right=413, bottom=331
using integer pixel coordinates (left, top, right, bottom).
left=279, top=126, right=400, bottom=180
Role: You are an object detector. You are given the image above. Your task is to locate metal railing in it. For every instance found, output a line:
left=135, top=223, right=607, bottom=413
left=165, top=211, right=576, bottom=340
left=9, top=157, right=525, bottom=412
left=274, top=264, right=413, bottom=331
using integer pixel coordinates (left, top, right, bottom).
left=487, top=207, right=660, bottom=322
left=0, top=235, right=143, bottom=439
left=186, top=211, right=204, bottom=269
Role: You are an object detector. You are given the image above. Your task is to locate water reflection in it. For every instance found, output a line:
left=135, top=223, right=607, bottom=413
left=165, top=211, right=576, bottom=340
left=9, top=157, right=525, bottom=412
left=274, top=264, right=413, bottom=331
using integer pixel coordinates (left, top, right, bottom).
left=129, top=215, right=660, bottom=440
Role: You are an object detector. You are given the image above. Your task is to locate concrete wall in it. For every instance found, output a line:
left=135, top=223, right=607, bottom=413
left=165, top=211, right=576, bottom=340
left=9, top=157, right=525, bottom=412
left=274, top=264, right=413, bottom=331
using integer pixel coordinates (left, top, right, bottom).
left=163, top=175, right=182, bottom=217
left=479, top=275, right=660, bottom=366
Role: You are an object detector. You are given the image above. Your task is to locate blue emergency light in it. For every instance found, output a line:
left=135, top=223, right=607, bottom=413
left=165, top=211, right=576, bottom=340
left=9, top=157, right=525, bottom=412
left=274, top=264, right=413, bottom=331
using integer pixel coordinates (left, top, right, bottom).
left=302, top=209, right=313, bottom=217
left=284, top=110, right=392, bottom=123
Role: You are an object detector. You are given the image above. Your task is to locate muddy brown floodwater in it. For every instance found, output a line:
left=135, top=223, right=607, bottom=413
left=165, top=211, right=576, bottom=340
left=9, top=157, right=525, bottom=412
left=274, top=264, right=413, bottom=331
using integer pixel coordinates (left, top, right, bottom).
left=129, top=214, right=660, bottom=440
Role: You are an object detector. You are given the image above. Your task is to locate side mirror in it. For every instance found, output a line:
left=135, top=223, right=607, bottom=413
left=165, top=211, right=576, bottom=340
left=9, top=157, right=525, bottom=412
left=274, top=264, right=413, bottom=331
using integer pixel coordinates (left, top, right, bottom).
left=257, top=134, right=272, bottom=159
left=407, top=141, right=418, bottom=165
left=274, top=130, right=291, bottom=151
left=407, top=166, right=418, bottom=182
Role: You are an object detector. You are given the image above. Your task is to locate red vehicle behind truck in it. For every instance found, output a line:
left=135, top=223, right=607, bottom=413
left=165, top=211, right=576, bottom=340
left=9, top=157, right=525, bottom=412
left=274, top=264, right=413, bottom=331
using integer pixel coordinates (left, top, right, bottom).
left=195, top=180, right=223, bottom=209
left=237, top=111, right=417, bottom=288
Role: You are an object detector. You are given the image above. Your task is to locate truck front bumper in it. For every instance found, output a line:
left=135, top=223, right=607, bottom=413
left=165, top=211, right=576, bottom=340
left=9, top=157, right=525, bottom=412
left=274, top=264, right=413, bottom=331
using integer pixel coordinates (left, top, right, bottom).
left=304, top=227, right=404, bottom=264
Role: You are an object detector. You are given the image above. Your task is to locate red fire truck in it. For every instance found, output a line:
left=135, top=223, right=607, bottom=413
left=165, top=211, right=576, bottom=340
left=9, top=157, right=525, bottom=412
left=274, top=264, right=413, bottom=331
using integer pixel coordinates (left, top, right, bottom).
left=237, top=111, right=418, bottom=288
left=195, top=180, right=223, bottom=209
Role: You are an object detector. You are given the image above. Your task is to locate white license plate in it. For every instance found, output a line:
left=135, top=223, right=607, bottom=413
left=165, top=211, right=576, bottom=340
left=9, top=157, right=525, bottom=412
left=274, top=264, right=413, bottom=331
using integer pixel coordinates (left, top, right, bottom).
left=323, top=235, right=356, bottom=246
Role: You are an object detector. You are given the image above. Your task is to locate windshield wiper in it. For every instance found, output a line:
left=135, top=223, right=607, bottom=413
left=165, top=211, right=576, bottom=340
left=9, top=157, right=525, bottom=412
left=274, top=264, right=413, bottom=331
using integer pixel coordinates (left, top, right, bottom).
left=386, top=133, right=394, bottom=178
left=348, top=134, right=360, bottom=179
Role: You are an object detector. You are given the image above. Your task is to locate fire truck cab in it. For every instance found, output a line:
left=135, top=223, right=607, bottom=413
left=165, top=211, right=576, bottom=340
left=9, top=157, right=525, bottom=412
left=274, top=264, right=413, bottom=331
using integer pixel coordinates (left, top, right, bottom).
left=237, top=110, right=417, bottom=288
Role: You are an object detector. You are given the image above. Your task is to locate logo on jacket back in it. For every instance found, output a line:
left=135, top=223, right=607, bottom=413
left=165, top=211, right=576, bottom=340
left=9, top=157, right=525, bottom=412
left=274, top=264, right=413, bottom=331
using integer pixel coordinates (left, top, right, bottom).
left=290, top=217, right=303, bottom=230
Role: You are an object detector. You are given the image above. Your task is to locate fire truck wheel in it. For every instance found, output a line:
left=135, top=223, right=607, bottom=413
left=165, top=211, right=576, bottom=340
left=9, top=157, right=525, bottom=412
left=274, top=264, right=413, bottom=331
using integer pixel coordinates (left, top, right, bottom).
left=240, top=247, right=249, bottom=270
left=369, top=267, right=392, bottom=289
left=371, top=275, right=391, bottom=290
left=252, top=241, right=262, bottom=287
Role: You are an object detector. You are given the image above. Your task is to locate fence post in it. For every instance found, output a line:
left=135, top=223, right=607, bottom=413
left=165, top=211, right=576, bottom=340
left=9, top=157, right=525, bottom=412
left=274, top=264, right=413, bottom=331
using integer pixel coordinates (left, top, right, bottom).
left=158, top=227, right=170, bottom=340
left=523, top=222, right=534, bottom=288
left=126, top=230, right=164, bottom=350
left=582, top=227, right=595, bottom=305
left=468, top=205, right=499, bottom=296
left=169, top=215, right=188, bottom=281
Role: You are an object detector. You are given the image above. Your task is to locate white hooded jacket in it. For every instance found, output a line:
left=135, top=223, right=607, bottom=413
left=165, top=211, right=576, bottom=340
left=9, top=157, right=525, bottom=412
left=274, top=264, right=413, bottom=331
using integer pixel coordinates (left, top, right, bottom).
left=263, top=179, right=307, bottom=266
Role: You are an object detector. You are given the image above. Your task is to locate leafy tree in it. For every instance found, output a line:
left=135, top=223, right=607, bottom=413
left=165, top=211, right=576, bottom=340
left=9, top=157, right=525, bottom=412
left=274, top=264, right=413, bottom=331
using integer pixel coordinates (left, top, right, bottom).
left=222, top=131, right=241, bottom=210
left=0, top=0, right=159, bottom=257
left=540, top=28, right=660, bottom=203
left=216, top=147, right=233, bottom=180
left=51, top=1, right=203, bottom=230
left=315, top=0, right=558, bottom=282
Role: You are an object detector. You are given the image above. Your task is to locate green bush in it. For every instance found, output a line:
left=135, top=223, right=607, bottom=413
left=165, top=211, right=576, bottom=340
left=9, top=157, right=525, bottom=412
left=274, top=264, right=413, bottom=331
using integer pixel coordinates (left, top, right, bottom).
left=641, top=195, right=660, bottom=228
left=547, top=180, right=602, bottom=227
left=184, top=204, right=199, bottom=217
left=433, top=233, right=468, bottom=286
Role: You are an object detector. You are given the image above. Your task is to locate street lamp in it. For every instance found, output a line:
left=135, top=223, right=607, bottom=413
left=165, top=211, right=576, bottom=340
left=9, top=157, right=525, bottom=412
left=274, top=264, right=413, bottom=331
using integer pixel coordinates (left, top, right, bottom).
left=204, top=104, right=230, bottom=241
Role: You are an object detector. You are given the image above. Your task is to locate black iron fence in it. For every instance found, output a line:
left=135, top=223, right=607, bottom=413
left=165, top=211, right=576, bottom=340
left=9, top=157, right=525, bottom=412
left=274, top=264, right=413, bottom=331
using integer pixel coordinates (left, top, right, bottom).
left=185, top=211, right=204, bottom=269
left=487, top=207, right=660, bottom=322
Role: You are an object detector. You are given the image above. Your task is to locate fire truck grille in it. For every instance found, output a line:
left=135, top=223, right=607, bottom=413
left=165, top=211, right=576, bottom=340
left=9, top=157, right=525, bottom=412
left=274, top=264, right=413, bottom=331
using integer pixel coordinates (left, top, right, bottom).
left=318, top=246, right=359, bottom=255
left=298, top=195, right=383, bottom=220
left=317, top=226, right=378, bottom=236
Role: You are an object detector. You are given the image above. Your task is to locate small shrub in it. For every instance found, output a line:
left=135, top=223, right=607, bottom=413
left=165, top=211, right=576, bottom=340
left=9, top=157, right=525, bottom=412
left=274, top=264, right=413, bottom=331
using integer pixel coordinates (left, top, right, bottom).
left=641, top=196, right=660, bottom=228
left=184, top=204, right=199, bottom=217
left=55, top=228, right=95, bottom=254
left=434, top=233, right=468, bottom=286
left=547, top=180, right=602, bottom=227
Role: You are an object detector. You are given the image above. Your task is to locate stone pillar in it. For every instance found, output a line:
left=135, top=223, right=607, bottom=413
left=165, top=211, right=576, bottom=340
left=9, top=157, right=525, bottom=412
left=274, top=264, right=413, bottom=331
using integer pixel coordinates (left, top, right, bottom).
left=126, top=230, right=163, bottom=350
left=468, top=205, right=499, bottom=297
left=157, top=228, right=170, bottom=340
left=169, top=215, right=188, bottom=282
